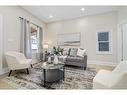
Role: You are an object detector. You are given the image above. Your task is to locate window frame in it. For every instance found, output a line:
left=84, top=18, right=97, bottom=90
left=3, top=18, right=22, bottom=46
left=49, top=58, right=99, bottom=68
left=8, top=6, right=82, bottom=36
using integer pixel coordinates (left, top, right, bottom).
left=96, top=30, right=112, bottom=55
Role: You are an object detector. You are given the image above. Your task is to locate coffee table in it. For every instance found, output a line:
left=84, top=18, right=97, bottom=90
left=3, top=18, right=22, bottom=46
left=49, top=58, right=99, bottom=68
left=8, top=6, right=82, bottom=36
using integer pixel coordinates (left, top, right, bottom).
left=41, top=62, right=65, bottom=88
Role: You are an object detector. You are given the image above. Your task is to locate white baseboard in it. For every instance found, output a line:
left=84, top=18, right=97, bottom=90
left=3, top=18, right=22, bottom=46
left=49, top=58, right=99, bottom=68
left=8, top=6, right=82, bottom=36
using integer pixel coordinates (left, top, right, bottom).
left=88, top=60, right=118, bottom=67
left=0, top=67, right=9, bottom=75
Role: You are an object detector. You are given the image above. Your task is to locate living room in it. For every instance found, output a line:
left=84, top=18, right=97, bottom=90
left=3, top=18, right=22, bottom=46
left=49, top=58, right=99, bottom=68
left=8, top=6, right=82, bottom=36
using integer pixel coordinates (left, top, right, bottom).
left=0, top=5, right=127, bottom=90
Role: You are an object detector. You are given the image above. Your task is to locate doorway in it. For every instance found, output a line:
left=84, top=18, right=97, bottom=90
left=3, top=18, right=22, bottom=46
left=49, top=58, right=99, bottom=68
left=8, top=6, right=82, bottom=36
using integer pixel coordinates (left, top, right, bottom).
left=118, top=20, right=127, bottom=61
left=30, top=24, right=39, bottom=63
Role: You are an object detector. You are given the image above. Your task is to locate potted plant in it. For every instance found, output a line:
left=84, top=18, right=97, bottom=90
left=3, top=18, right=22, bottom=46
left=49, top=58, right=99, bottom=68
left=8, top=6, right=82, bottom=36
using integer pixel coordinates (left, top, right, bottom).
left=53, top=46, right=63, bottom=64
left=53, top=46, right=63, bottom=55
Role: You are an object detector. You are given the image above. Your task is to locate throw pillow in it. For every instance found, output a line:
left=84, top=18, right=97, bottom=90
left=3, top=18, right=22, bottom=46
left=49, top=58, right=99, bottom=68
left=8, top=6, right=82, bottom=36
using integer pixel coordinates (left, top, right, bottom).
left=69, top=48, right=78, bottom=56
left=62, top=49, right=68, bottom=55
left=77, top=48, right=86, bottom=57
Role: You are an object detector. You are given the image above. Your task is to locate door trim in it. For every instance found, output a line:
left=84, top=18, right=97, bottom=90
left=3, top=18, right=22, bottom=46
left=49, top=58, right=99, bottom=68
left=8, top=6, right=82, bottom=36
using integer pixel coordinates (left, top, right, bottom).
left=117, top=20, right=127, bottom=62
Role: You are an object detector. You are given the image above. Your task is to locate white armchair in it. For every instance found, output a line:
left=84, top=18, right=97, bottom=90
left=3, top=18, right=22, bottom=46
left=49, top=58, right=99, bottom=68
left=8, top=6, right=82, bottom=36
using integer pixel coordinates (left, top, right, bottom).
left=93, top=61, right=127, bottom=89
left=5, top=51, right=32, bottom=76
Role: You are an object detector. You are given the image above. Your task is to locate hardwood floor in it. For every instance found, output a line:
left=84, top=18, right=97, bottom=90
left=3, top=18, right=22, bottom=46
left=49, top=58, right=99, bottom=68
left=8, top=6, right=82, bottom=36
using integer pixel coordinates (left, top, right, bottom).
left=88, top=64, right=115, bottom=71
left=0, top=73, right=13, bottom=89
left=0, top=64, right=115, bottom=89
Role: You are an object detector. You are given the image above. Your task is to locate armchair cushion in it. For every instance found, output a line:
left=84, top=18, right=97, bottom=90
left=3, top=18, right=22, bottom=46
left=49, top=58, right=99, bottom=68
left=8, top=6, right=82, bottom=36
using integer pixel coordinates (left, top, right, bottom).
left=20, top=59, right=32, bottom=64
left=5, top=51, right=31, bottom=70
left=93, top=70, right=123, bottom=89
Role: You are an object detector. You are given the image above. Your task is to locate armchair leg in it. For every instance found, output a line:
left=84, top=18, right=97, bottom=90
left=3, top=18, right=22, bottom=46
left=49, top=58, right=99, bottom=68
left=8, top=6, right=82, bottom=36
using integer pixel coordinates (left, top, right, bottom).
left=8, top=70, right=12, bottom=77
left=26, top=68, right=29, bottom=74
left=31, top=64, right=33, bottom=68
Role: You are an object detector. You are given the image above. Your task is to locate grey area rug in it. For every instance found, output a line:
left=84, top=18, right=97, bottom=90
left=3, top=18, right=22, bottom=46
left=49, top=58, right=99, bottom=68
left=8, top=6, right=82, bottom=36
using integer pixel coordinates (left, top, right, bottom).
left=2, top=64, right=97, bottom=89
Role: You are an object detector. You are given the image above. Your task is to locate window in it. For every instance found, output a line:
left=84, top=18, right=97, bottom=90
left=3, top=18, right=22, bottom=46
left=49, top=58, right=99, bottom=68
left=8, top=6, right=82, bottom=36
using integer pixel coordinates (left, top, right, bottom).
left=96, top=31, right=112, bottom=54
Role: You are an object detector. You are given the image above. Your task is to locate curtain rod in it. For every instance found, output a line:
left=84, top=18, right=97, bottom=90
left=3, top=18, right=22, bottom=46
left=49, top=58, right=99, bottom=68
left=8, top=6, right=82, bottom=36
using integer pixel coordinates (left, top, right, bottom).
left=19, top=17, right=42, bottom=28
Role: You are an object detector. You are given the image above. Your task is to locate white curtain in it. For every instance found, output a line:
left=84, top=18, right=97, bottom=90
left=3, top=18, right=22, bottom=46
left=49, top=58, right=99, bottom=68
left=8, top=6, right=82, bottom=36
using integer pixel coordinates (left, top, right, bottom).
left=20, top=18, right=32, bottom=59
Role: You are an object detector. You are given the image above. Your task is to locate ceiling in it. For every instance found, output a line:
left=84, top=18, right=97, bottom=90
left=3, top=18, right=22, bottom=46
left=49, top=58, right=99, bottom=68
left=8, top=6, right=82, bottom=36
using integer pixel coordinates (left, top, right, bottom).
left=22, top=6, right=119, bottom=23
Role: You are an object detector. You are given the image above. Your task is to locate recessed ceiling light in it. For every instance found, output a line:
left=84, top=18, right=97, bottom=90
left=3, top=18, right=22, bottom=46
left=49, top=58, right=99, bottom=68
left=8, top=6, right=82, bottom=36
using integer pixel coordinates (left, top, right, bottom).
left=49, top=15, right=53, bottom=18
left=80, top=8, right=85, bottom=12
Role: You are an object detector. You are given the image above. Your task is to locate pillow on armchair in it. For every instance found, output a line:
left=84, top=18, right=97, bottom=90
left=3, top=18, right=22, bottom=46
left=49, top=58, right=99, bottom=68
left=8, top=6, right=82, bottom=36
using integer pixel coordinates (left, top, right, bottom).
left=77, top=48, right=86, bottom=57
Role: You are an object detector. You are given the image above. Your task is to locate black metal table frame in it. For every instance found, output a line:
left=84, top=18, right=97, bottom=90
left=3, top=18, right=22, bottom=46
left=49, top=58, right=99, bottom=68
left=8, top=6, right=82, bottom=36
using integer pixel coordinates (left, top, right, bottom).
left=43, top=65, right=65, bottom=88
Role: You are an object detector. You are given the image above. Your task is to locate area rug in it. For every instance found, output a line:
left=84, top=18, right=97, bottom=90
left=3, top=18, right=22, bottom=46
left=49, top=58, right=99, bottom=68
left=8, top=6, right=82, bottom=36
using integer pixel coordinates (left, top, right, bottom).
left=2, top=64, right=97, bottom=89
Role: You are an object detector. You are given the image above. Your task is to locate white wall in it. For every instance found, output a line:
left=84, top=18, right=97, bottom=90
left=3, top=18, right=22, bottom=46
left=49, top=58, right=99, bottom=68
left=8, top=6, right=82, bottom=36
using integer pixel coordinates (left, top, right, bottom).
left=0, top=6, right=46, bottom=73
left=118, top=7, right=127, bottom=23
left=46, top=12, right=118, bottom=65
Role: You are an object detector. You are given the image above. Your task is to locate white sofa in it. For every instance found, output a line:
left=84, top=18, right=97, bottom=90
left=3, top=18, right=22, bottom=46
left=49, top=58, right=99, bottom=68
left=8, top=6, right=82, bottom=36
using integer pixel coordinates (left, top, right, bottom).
left=93, top=61, right=127, bottom=89
left=5, top=51, right=32, bottom=76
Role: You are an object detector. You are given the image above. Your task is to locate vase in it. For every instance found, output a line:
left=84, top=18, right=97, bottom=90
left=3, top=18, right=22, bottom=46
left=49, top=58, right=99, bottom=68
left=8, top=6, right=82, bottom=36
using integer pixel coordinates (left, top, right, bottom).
left=47, top=56, right=51, bottom=63
left=54, top=55, right=58, bottom=64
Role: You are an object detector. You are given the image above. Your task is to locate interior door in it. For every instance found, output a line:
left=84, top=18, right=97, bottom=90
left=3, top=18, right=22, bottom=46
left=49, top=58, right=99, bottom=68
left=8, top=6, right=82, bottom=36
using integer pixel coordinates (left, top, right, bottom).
left=122, top=22, right=127, bottom=60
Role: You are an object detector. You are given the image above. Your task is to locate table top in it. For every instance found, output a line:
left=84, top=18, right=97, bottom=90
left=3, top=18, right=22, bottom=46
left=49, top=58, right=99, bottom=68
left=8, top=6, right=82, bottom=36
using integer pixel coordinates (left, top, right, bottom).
left=41, top=62, right=65, bottom=70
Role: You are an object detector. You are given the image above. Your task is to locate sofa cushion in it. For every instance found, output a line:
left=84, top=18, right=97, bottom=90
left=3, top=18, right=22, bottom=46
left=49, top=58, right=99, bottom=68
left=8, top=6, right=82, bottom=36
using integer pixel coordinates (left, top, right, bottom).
left=62, top=48, right=70, bottom=55
left=66, top=56, right=84, bottom=63
left=77, top=48, right=86, bottom=57
left=62, top=49, right=68, bottom=55
left=69, top=48, right=78, bottom=57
